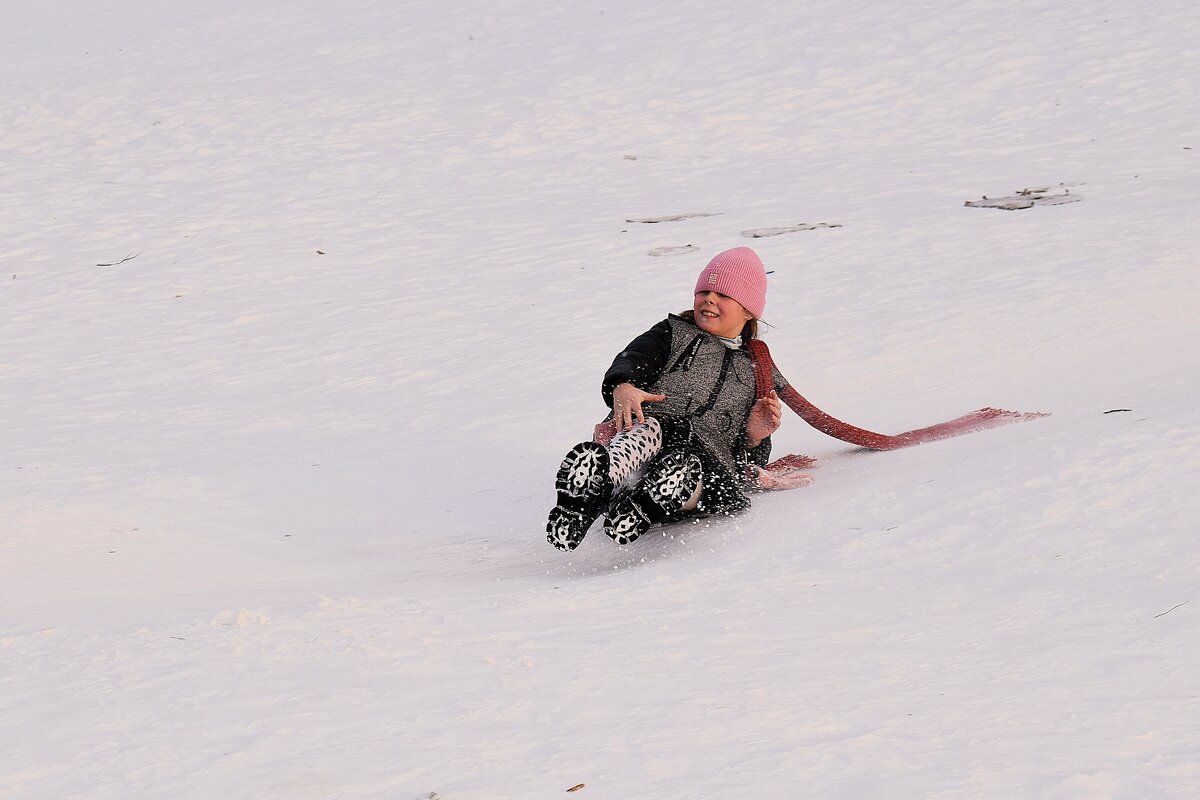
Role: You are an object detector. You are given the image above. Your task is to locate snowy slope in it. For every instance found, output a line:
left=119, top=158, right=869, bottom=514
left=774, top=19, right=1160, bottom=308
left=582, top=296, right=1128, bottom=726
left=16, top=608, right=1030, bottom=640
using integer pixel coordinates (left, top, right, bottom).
left=3, top=1, right=1199, bottom=798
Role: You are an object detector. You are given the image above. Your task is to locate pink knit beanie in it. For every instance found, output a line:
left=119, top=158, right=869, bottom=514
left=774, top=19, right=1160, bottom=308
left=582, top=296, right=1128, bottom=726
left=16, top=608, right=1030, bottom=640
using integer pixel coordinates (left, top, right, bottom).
left=693, top=247, right=768, bottom=319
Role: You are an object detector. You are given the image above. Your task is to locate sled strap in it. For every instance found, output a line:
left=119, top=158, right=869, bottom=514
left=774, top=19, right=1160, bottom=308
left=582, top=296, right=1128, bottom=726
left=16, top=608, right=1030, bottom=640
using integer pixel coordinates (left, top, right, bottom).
left=746, top=338, right=1046, bottom=451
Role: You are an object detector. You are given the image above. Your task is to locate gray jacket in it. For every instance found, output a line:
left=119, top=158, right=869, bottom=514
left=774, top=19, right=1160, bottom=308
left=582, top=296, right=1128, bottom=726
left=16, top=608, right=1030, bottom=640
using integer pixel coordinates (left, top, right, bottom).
left=603, top=315, right=787, bottom=480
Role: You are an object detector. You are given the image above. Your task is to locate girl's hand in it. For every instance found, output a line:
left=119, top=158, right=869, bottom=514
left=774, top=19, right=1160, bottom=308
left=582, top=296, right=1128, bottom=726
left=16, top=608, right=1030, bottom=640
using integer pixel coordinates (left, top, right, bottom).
left=612, top=382, right=667, bottom=432
left=745, top=391, right=782, bottom=449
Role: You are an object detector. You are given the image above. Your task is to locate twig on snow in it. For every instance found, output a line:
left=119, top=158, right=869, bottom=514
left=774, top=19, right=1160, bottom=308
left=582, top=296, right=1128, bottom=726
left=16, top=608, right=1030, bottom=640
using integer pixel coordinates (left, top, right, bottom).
left=96, top=251, right=140, bottom=267
left=1154, top=600, right=1190, bottom=618
left=626, top=212, right=722, bottom=223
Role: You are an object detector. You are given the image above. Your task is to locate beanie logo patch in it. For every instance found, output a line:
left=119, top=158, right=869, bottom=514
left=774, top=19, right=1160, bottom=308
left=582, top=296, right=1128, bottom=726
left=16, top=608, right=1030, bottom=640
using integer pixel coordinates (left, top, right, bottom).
left=708, top=272, right=719, bottom=285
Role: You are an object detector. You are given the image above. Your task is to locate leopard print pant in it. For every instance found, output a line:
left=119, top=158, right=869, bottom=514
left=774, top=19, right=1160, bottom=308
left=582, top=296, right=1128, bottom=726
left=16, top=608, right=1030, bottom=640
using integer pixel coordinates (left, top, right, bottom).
left=605, top=417, right=663, bottom=488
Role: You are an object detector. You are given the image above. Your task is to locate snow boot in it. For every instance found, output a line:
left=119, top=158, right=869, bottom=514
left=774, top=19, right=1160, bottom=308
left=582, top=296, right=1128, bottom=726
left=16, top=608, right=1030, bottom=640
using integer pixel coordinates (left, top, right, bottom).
left=546, top=441, right=613, bottom=551
left=604, top=449, right=702, bottom=545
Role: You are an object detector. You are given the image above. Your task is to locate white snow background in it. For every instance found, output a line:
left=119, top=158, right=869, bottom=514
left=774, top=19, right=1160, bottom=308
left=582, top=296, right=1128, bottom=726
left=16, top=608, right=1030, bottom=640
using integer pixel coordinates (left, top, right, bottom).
left=3, top=0, right=1199, bottom=798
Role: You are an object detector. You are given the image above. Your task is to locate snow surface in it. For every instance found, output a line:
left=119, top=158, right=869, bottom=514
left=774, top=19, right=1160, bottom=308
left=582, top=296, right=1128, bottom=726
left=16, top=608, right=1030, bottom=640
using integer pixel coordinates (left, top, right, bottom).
left=3, top=0, right=1199, bottom=798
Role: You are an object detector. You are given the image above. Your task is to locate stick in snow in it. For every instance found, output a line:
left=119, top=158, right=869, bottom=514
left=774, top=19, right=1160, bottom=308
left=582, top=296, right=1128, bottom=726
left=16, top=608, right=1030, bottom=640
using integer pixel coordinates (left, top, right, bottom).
left=742, top=222, right=842, bottom=238
left=1154, top=601, right=1190, bottom=618
left=96, top=251, right=141, bottom=266
left=626, top=212, right=723, bottom=223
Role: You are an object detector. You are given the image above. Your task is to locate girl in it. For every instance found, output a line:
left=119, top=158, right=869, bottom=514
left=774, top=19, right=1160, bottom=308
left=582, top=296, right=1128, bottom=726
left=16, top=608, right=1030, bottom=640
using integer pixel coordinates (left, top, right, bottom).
left=547, top=246, right=786, bottom=551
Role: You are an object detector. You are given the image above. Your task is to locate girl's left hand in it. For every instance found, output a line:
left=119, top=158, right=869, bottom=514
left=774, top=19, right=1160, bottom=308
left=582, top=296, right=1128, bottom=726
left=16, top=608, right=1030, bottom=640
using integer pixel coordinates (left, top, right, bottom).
left=745, top=391, right=782, bottom=449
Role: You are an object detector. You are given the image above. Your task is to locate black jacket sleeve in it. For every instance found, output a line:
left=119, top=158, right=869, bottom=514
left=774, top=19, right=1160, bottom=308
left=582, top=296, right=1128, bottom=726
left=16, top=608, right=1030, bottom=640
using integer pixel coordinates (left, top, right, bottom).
left=601, top=319, right=673, bottom=407
left=744, top=436, right=772, bottom=467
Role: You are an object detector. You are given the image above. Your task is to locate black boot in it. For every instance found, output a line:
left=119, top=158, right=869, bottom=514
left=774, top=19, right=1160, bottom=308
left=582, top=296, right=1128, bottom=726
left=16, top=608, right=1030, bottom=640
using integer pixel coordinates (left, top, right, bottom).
left=604, top=449, right=702, bottom=545
left=546, top=442, right=613, bottom=551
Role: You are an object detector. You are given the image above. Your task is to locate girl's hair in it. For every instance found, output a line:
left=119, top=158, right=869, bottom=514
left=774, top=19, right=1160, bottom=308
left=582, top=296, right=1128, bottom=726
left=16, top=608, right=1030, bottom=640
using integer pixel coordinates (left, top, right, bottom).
left=678, top=309, right=760, bottom=340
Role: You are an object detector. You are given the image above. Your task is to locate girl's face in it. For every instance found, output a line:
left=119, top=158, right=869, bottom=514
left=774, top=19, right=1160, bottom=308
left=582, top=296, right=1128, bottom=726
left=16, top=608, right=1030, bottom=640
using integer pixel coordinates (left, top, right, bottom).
left=694, top=291, right=754, bottom=339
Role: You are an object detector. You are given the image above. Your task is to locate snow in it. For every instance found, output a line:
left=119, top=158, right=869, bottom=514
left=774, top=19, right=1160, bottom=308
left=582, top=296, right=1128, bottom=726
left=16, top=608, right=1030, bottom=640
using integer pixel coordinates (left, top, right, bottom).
left=3, top=0, right=1198, bottom=797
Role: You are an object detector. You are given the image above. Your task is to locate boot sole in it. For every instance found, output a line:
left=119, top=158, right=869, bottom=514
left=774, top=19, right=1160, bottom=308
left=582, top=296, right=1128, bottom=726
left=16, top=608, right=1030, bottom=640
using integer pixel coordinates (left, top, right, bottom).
left=546, top=442, right=613, bottom=550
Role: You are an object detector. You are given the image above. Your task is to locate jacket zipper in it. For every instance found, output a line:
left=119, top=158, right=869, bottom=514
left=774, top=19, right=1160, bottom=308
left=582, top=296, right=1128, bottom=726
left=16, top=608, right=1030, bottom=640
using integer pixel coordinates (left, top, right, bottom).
left=694, top=347, right=733, bottom=416
left=666, top=335, right=704, bottom=374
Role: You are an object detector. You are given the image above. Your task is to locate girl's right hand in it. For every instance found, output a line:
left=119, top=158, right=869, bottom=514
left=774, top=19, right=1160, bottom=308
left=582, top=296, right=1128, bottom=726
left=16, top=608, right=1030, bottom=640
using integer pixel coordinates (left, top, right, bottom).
left=612, top=382, right=667, bottom=433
